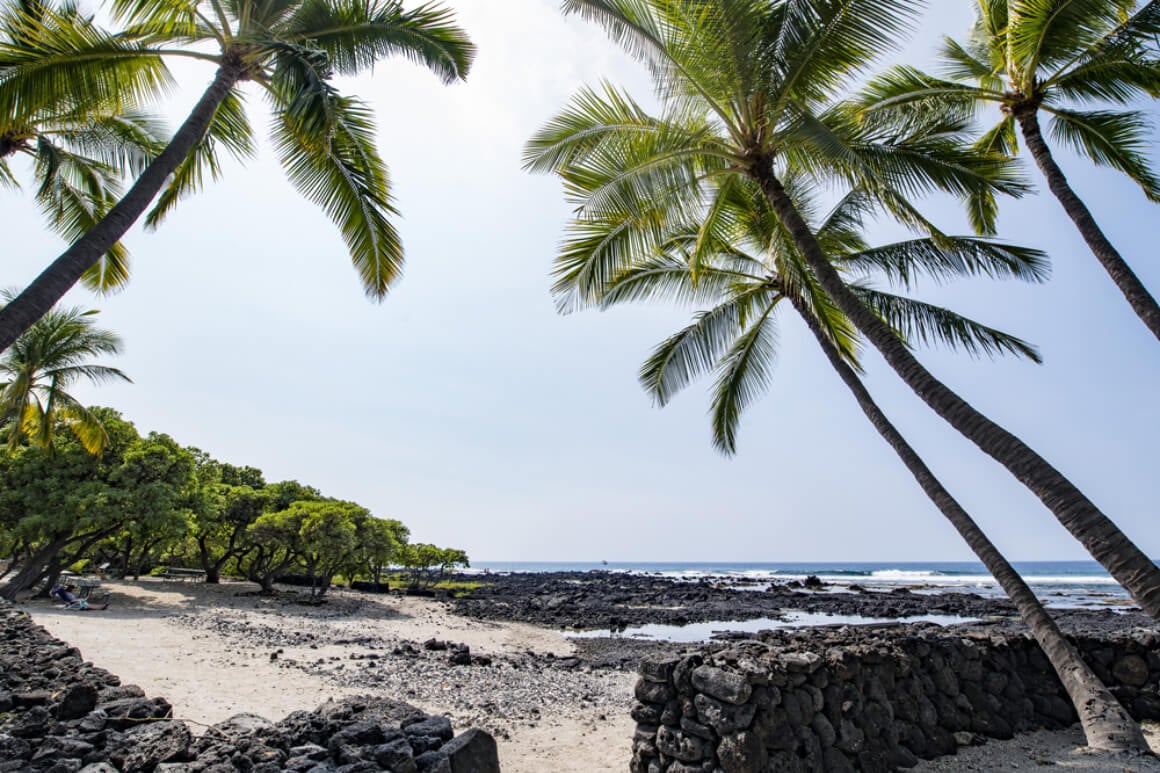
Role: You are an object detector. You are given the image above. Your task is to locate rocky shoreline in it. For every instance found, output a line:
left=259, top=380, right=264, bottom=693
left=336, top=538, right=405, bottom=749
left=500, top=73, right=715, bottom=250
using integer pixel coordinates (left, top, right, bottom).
left=0, top=602, right=502, bottom=772
left=15, top=575, right=1157, bottom=772
left=451, top=570, right=1020, bottom=631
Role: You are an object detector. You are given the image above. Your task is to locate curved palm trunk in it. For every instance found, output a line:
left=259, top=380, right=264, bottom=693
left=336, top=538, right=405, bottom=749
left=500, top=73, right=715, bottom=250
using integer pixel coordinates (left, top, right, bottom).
left=0, top=64, right=243, bottom=355
left=753, top=168, right=1160, bottom=620
left=788, top=293, right=1149, bottom=753
left=1016, top=109, right=1160, bottom=342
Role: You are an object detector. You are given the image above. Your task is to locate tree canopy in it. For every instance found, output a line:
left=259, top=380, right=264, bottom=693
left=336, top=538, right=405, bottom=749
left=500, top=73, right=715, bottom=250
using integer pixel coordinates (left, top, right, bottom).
left=0, top=407, right=466, bottom=598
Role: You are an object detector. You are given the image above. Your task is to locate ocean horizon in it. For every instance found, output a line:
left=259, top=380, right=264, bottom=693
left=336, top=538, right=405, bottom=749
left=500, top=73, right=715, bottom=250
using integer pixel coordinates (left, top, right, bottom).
left=470, top=560, right=1146, bottom=609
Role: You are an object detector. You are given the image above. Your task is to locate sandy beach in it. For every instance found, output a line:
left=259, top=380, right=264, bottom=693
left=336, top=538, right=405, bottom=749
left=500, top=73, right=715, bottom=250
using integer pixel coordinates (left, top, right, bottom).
left=27, top=578, right=635, bottom=773
left=24, top=577, right=1160, bottom=772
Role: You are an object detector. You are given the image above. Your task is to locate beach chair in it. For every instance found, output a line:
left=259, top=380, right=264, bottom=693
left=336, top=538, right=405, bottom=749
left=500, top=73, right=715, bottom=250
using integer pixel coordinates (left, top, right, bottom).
left=51, top=581, right=110, bottom=610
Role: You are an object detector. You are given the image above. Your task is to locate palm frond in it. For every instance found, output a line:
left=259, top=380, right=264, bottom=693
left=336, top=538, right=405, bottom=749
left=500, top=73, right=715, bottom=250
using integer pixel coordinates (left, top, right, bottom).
left=938, top=35, right=1002, bottom=91
left=280, top=0, right=474, bottom=82
left=552, top=212, right=669, bottom=312
left=1051, top=57, right=1160, bottom=103
left=271, top=60, right=401, bottom=298
left=772, top=0, right=919, bottom=109
left=975, top=115, right=1019, bottom=157
left=837, top=237, right=1050, bottom=288
left=709, top=302, right=777, bottom=454
left=51, top=391, right=109, bottom=453
left=1046, top=107, right=1160, bottom=201
left=1008, top=0, right=1134, bottom=80
left=855, top=66, right=999, bottom=119
left=43, top=109, right=167, bottom=177
left=145, top=87, right=254, bottom=228
left=0, top=3, right=171, bottom=120
left=601, top=254, right=765, bottom=309
left=560, top=0, right=671, bottom=66
left=850, top=285, right=1042, bottom=363
left=110, top=0, right=201, bottom=38
left=30, top=137, right=132, bottom=292
left=639, top=283, right=776, bottom=406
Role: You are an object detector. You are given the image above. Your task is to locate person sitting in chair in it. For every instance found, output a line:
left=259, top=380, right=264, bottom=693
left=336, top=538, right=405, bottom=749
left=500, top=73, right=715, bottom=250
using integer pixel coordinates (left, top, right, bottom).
left=50, top=584, right=107, bottom=610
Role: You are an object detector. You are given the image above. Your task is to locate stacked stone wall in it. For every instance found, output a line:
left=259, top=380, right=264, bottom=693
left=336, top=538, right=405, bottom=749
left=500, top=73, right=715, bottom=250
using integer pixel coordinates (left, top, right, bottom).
left=630, top=623, right=1160, bottom=772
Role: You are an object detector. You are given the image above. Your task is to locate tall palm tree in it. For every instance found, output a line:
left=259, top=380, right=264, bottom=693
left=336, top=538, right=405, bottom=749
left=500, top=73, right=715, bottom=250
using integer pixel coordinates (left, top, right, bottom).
left=859, top=0, right=1160, bottom=341
left=0, top=0, right=474, bottom=351
left=569, top=170, right=1148, bottom=751
left=526, top=0, right=1160, bottom=623
left=0, top=298, right=130, bottom=454
left=0, top=0, right=169, bottom=291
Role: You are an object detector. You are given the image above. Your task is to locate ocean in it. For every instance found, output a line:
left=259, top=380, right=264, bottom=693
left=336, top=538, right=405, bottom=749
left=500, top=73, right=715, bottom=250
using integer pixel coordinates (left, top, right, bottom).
left=470, top=560, right=1139, bottom=642
left=470, top=560, right=1134, bottom=609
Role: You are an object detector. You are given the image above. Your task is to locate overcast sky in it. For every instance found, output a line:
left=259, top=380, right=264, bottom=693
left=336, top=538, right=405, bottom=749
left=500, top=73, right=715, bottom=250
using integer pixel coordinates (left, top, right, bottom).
left=5, top=2, right=1159, bottom=563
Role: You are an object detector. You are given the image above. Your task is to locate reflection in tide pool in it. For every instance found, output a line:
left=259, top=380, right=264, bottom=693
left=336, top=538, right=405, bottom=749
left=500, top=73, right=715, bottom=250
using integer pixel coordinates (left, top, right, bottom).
left=567, top=612, right=975, bottom=644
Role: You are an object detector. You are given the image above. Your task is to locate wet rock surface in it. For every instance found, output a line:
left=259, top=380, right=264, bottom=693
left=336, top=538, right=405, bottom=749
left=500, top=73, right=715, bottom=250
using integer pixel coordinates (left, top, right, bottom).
left=450, top=571, right=1018, bottom=631
left=0, top=602, right=501, bottom=772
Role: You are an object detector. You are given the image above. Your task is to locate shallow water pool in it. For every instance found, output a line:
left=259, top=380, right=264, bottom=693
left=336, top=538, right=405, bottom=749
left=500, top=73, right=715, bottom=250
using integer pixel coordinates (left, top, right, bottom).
left=566, top=611, right=975, bottom=644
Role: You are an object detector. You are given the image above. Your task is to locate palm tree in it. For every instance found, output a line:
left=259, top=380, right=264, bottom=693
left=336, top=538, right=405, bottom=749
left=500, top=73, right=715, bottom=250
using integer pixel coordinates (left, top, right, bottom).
left=0, top=0, right=475, bottom=352
left=0, top=0, right=169, bottom=291
left=526, top=0, right=1160, bottom=624
left=859, top=0, right=1160, bottom=341
left=0, top=298, right=130, bottom=454
left=572, top=171, right=1148, bottom=751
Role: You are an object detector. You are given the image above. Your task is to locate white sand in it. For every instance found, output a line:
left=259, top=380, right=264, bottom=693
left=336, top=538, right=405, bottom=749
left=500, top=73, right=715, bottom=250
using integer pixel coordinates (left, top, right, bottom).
left=28, top=579, right=634, bottom=773
left=25, top=578, right=1160, bottom=772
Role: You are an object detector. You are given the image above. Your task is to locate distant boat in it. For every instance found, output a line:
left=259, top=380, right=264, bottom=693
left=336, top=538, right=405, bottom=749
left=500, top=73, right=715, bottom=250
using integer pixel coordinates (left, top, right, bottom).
left=601, top=560, right=608, bottom=565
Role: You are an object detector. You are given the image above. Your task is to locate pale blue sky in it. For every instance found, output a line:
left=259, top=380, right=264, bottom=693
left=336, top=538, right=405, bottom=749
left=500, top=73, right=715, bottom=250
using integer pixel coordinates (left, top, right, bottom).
left=5, top=2, right=1159, bottom=562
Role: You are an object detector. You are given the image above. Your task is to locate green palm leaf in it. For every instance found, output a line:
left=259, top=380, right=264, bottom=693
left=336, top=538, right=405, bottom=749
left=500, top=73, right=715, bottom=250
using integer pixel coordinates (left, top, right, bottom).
left=709, top=304, right=777, bottom=454
left=0, top=2, right=172, bottom=120
left=837, top=237, right=1050, bottom=288
left=1045, top=106, right=1160, bottom=200
left=282, top=0, right=474, bottom=82
left=1008, top=0, right=1134, bottom=80
left=0, top=298, right=127, bottom=453
left=31, top=138, right=132, bottom=292
left=850, top=286, right=1042, bottom=363
left=145, top=88, right=255, bottom=228
left=271, top=61, right=402, bottom=298
left=639, top=284, right=777, bottom=406
left=1050, top=58, right=1160, bottom=104
left=772, top=0, right=919, bottom=108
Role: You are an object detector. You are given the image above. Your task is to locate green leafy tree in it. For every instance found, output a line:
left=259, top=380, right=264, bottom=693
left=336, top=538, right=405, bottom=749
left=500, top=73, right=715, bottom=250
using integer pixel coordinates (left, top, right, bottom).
left=397, top=543, right=467, bottom=589
left=578, top=168, right=1144, bottom=752
left=526, top=0, right=1160, bottom=643
left=0, top=299, right=129, bottom=453
left=101, top=432, right=195, bottom=578
left=0, top=0, right=475, bottom=353
left=243, top=506, right=303, bottom=593
left=182, top=452, right=269, bottom=582
left=354, top=514, right=409, bottom=587
left=859, top=0, right=1160, bottom=340
left=236, top=483, right=321, bottom=590
left=192, top=482, right=267, bottom=583
left=0, top=0, right=169, bottom=290
left=296, top=500, right=364, bottom=597
left=243, top=497, right=363, bottom=596
left=0, top=409, right=197, bottom=597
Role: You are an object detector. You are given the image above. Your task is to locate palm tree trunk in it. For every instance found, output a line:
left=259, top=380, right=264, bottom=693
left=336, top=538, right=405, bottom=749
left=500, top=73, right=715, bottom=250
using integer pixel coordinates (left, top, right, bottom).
left=753, top=167, right=1160, bottom=620
left=1016, top=109, right=1160, bottom=342
left=0, top=63, right=244, bottom=355
left=787, top=292, right=1149, bottom=753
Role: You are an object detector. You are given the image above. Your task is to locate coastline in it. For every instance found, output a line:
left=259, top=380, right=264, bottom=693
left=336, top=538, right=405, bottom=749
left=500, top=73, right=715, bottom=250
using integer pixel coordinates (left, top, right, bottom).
left=27, top=579, right=637, bottom=773
left=22, top=573, right=1160, bottom=772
